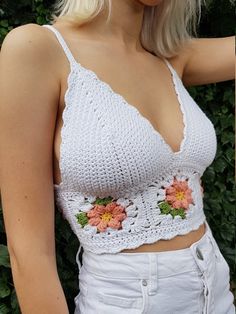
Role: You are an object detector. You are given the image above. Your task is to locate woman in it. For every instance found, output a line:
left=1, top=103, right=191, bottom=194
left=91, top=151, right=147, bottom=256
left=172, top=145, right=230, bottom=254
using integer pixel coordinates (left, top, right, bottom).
left=0, top=0, right=235, bottom=313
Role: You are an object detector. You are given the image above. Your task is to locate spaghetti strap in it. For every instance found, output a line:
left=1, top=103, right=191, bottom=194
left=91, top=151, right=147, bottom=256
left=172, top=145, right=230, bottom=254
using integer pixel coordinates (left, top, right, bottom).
left=163, top=58, right=178, bottom=77
left=42, top=24, right=77, bottom=67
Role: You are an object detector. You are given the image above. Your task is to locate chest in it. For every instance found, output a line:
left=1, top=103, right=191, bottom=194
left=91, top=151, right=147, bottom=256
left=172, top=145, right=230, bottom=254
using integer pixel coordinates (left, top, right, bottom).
left=56, top=57, right=185, bottom=159
left=53, top=60, right=217, bottom=196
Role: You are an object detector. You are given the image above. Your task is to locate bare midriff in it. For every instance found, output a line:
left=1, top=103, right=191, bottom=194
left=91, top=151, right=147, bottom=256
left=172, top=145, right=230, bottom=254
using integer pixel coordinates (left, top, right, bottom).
left=121, top=222, right=206, bottom=253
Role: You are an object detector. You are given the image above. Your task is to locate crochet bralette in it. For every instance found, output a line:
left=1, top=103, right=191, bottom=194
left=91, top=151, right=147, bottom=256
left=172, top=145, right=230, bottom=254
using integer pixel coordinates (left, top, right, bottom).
left=42, top=24, right=217, bottom=256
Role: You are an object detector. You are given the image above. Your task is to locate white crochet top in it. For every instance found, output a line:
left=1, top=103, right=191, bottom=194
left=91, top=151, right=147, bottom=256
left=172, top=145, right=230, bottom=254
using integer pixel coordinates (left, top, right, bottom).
left=43, top=24, right=217, bottom=256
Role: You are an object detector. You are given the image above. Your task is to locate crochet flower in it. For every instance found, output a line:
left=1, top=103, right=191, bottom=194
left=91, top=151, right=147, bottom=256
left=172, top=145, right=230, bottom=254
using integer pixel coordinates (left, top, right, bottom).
left=165, top=178, right=193, bottom=209
left=157, top=177, right=194, bottom=219
left=87, top=202, right=127, bottom=232
left=75, top=196, right=127, bottom=232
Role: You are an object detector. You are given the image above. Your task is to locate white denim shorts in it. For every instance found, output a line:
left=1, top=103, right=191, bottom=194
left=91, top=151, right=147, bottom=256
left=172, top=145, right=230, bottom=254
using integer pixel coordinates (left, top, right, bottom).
left=74, top=220, right=235, bottom=314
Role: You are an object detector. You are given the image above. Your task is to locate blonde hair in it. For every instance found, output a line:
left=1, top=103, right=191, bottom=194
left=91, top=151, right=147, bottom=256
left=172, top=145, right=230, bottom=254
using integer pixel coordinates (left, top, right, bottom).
left=50, top=0, right=204, bottom=58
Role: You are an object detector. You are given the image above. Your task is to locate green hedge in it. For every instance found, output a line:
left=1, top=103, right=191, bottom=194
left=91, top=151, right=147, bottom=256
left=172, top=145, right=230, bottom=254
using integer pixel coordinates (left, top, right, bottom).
left=0, top=0, right=235, bottom=313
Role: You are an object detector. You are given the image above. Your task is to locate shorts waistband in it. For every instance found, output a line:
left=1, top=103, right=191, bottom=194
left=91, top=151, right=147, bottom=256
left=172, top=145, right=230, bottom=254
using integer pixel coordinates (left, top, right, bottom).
left=81, top=220, right=216, bottom=280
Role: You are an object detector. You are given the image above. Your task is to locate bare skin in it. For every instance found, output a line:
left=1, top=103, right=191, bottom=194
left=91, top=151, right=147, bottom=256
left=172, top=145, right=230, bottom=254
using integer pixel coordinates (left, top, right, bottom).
left=0, top=0, right=234, bottom=312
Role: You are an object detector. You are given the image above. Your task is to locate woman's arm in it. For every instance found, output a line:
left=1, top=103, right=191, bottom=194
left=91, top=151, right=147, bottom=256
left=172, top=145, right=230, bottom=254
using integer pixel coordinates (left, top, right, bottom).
left=170, top=36, right=235, bottom=86
left=0, top=24, right=69, bottom=314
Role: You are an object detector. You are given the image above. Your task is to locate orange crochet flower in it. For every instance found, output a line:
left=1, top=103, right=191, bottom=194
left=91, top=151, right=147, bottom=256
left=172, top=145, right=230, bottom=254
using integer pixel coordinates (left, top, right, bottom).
left=165, top=178, right=193, bottom=209
left=86, top=202, right=127, bottom=232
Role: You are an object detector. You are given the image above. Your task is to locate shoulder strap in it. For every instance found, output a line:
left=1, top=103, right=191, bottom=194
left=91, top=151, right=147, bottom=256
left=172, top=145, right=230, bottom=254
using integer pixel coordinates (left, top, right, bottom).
left=42, top=24, right=77, bottom=67
left=163, top=58, right=177, bottom=77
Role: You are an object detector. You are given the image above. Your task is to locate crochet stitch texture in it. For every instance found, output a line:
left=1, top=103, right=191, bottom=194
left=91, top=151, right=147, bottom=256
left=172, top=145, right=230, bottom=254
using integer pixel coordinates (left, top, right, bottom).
left=43, top=24, right=217, bottom=254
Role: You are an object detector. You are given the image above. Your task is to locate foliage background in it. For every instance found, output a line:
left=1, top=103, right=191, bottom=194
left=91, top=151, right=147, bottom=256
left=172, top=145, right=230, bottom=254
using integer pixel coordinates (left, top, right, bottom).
left=0, top=0, right=235, bottom=313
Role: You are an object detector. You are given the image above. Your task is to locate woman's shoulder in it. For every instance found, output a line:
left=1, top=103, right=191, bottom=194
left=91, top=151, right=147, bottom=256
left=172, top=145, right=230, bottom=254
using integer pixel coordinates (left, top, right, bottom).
left=1, top=23, right=61, bottom=71
left=2, top=23, right=51, bottom=50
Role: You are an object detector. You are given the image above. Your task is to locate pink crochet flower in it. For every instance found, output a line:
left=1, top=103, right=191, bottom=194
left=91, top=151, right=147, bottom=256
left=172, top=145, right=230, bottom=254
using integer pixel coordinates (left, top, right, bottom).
left=165, top=178, right=193, bottom=209
left=86, top=202, right=127, bottom=232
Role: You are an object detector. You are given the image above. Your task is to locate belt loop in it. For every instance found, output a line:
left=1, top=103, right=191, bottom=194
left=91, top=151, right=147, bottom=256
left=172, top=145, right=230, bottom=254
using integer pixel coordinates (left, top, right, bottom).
left=205, top=220, right=221, bottom=260
left=207, top=233, right=221, bottom=260
left=190, top=241, right=208, bottom=274
left=148, top=254, right=158, bottom=295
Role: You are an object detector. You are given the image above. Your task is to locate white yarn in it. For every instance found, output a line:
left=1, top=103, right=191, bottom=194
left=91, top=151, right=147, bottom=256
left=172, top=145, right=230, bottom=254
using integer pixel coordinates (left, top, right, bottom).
left=43, top=24, right=217, bottom=254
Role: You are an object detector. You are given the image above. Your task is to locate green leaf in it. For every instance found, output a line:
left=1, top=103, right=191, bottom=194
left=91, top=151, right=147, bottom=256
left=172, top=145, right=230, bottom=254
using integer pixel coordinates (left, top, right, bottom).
left=0, top=245, right=10, bottom=268
left=223, top=89, right=235, bottom=105
left=214, top=158, right=227, bottom=172
left=221, top=132, right=234, bottom=145
left=94, top=196, right=113, bottom=205
left=0, top=20, right=8, bottom=27
left=36, top=16, right=46, bottom=25
left=0, top=303, right=11, bottom=314
left=158, top=201, right=172, bottom=214
left=170, top=208, right=186, bottom=219
left=0, top=280, right=11, bottom=298
left=75, top=212, right=88, bottom=227
left=10, top=289, right=20, bottom=313
left=225, top=148, right=234, bottom=162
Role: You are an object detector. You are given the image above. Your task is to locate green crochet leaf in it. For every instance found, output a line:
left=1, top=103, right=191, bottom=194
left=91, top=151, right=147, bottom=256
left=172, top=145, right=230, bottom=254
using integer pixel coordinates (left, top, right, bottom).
left=158, top=201, right=186, bottom=219
left=170, top=208, right=186, bottom=219
left=75, top=212, right=88, bottom=227
left=158, top=201, right=172, bottom=214
left=94, top=196, right=113, bottom=205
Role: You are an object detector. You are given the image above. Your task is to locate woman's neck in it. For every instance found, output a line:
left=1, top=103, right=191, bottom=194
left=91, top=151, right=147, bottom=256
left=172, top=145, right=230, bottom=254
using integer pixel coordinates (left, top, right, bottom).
left=73, top=0, right=145, bottom=52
